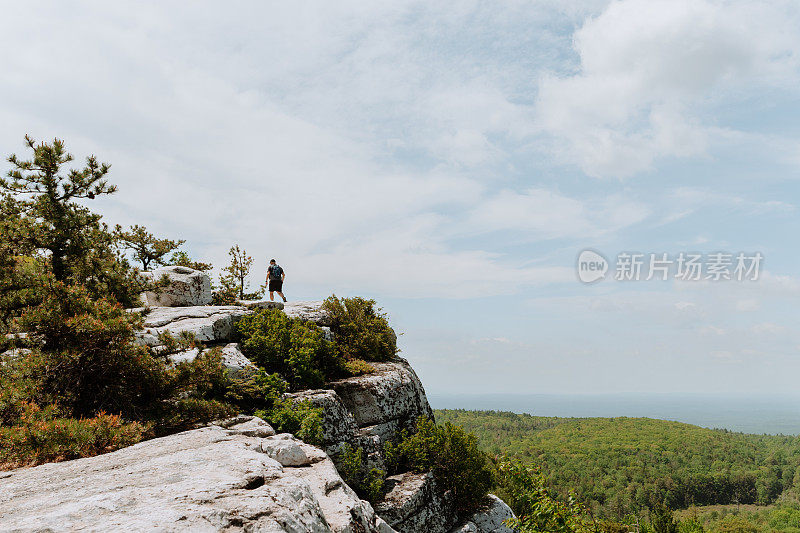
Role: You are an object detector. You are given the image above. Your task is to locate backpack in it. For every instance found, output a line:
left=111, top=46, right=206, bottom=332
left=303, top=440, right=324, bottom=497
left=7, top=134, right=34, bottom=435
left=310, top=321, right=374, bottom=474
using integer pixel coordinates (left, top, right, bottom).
left=270, top=265, right=283, bottom=280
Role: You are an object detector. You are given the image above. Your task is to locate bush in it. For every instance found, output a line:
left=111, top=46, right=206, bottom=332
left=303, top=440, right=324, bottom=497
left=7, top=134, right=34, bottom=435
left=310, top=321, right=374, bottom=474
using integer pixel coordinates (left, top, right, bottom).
left=494, top=459, right=597, bottom=533
left=0, top=404, right=145, bottom=469
left=224, top=368, right=287, bottom=413
left=343, top=358, right=375, bottom=376
left=237, top=309, right=343, bottom=389
left=13, top=283, right=169, bottom=420
left=385, top=417, right=494, bottom=515
left=339, top=444, right=385, bottom=503
left=322, top=295, right=396, bottom=362
left=256, top=398, right=324, bottom=446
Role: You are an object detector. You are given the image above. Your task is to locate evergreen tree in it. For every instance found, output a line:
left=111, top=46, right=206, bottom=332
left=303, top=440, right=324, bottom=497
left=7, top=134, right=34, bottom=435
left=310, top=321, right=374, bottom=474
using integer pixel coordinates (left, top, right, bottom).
left=221, top=245, right=254, bottom=299
left=1, top=136, right=142, bottom=310
left=114, top=224, right=184, bottom=271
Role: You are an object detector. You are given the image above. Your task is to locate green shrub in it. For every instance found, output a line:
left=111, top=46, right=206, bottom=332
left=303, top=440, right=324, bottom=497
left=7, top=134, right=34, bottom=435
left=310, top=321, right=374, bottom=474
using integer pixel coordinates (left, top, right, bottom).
left=322, top=295, right=396, bottom=362
left=13, top=283, right=170, bottom=420
left=237, top=309, right=343, bottom=389
left=385, top=417, right=494, bottom=515
left=224, top=368, right=287, bottom=413
left=256, top=398, right=324, bottom=446
left=494, top=459, right=597, bottom=533
left=0, top=404, right=145, bottom=469
left=339, top=444, right=385, bottom=503
left=343, top=358, right=375, bottom=376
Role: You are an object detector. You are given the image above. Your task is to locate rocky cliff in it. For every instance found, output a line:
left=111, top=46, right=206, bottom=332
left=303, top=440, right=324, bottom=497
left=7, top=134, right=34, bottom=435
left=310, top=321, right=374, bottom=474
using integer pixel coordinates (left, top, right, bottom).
left=0, top=268, right=514, bottom=532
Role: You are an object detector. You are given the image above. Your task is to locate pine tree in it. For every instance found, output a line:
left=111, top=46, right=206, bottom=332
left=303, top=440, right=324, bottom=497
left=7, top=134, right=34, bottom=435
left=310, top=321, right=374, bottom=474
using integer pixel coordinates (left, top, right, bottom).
left=114, top=224, right=185, bottom=271
left=2, top=136, right=115, bottom=281
left=221, top=245, right=254, bottom=299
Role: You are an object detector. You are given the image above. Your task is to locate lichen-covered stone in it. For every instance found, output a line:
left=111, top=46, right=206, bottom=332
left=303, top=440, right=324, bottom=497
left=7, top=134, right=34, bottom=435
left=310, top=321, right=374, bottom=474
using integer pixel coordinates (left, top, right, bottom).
left=140, top=266, right=212, bottom=307
left=449, top=495, right=516, bottom=533
left=329, top=360, right=434, bottom=429
left=375, top=472, right=457, bottom=533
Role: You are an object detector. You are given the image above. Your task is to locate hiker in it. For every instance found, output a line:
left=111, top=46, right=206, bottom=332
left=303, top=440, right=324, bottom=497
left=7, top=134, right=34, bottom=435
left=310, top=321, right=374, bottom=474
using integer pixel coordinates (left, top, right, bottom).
left=266, top=259, right=287, bottom=302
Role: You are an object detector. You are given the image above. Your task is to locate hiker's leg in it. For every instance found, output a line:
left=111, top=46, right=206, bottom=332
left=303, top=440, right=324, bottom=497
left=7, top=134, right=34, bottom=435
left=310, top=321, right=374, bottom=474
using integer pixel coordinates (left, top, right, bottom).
left=269, top=291, right=274, bottom=301
left=277, top=291, right=287, bottom=302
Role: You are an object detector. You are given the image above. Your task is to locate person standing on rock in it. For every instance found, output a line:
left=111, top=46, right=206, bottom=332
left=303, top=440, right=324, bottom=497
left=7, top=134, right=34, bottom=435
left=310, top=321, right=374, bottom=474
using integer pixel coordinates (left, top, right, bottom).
left=267, top=259, right=287, bottom=302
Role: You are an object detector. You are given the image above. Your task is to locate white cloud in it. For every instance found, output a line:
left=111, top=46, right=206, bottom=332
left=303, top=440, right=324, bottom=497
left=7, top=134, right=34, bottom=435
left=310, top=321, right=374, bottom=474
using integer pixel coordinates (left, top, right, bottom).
left=466, top=188, right=650, bottom=239
left=535, top=0, right=800, bottom=177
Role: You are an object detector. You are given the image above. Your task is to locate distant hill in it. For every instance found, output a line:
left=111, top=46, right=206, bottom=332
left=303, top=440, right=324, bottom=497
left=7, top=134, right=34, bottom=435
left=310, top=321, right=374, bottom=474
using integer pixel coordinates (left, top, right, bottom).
left=436, top=409, right=800, bottom=518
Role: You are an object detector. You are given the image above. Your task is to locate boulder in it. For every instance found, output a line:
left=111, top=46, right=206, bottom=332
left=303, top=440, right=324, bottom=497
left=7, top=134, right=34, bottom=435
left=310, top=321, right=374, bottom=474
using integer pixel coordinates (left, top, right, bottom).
left=283, top=301, right=332, bottom=326
left=329, top=360, right=434, bottom=429
left=0, top=418, right=395, bottom=533
left=140, top=266, right=212, bottom=307
left=374, top=472, right=457, bottom=533
left=136, top=305, right=250, bottom=346
left=449, top=495, right=516, bottom=533
left=284, top=389, right=360, bottom=446
left=262, top=434, right=326, bottom=467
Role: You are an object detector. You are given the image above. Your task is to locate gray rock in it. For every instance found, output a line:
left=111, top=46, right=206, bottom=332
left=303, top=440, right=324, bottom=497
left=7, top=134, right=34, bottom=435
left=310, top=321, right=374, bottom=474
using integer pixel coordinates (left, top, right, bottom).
left=329, top=360, right=434, bottom=429
left=450, top=495, right=516, bottom=533
left=284, top=389, right=359, bottom=446
left=261, top=435, right=325, bottom=467
left=167, top=343, right=257, bottom=377
left=140, top=266, right=212, bottom=307
left=375, top=472, right=457, bottom=533
left=225, top=416, right=276, bottom=438
left=283, top=301, right=332, bottom=326
left=237, top=299, right=285, bottom=310
left=138, top=305, right=250, bottom=345
left=0, top=421, right=395, bottom=533
left=1, top=347, right=32, bottom=358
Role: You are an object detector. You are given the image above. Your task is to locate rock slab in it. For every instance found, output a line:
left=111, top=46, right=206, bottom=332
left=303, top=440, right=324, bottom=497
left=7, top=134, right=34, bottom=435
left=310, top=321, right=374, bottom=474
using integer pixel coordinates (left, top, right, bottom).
left=0, top=418, right=395, bottom=533
left=449, top=495, right=516, bottom=533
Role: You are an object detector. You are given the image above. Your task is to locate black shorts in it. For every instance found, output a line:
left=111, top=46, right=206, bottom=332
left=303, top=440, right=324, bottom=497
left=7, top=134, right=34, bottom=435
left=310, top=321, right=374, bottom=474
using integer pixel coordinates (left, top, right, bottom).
left=268, top=279, right=283, bottom=292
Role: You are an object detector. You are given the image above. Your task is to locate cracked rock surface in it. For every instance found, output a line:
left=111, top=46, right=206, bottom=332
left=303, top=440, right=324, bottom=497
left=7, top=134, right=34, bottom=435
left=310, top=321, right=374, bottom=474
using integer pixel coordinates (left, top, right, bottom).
left=0, top=417, right=395, bottom=533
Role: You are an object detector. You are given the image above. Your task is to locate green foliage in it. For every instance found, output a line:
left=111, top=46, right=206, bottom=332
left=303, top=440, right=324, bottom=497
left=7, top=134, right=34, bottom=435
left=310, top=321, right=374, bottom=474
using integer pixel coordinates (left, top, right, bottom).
left=338, top=444, right=385, bottom=503
left=224, top=369, right=287, bottom=413
left=343, top=358, right=375, bottom=376
left=170, top=251, right=212, bottom=272
left=322, top=295, right=396, bottom=362
left=495, top=459, right=598, bottom=533
left=114, top=224, right=185, bottom=271
left=436, top=410, right=800, bottom=518
left=256, top=399, right=323, bottom=446
left=12, top=283, right=167, bottom=420
left=385, top=417, right=494, bottom=515
left=237, top=309, right=343, bottom=389
left=1, top=136, right=143, bottom=308
left=221, top=245, right=254, bottom=300
left=649, top=504, right=680, bottom=533
left=0, top=404, right=145, bottom=469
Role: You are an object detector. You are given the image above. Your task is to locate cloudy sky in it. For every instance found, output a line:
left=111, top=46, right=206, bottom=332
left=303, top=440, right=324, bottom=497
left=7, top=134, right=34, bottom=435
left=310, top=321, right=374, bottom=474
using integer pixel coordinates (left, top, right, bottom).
left=3, top=1, right=800, bottom=397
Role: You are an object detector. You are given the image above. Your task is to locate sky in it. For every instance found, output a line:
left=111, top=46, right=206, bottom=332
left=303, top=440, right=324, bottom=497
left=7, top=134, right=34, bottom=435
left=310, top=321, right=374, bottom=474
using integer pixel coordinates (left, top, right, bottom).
left=2, top=1, right=800, bottom=398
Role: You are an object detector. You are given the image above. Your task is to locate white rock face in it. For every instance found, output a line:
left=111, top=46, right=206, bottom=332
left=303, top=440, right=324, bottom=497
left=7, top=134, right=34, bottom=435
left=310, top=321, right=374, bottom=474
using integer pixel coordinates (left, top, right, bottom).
left=168, top=343, right=257, bottom=377
left=141, top=266, right=213, bottom=307
left=135, top=305, right=250, bottom=346
left=375, top=472, right=457, bottom=533
left=329, top=360, right=434, bottom=429
left=0, top=417, right=395, bottom=533
left=450, top=495, right=516, bottom=533
left=283, top=301, right=332, bottom=326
